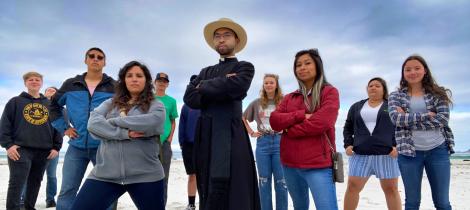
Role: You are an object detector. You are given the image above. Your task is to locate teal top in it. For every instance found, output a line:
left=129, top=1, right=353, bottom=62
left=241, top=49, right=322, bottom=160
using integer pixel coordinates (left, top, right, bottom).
left=155, top=94, right=178, bottom=143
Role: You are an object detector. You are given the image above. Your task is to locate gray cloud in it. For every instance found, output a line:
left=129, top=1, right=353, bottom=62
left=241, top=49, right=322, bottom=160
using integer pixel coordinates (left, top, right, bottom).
left=1, top=1, right=469, bottom=150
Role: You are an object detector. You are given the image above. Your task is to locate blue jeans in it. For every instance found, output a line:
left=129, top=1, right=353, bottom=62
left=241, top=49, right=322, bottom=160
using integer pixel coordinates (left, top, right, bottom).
left=71, top=179, right=164, bottom=210
left=283, top=166, right=338, bottom=210
left=56, top=146, right=97, bottom=210
left=398, top=143, right=452, bottom=210
left=256, top=134, right=288, bottom=210
left=46, top=155, right=59, bottom=202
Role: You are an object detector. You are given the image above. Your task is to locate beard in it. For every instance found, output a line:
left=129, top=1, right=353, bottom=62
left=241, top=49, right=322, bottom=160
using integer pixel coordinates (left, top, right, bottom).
left=215, top=45, right=235, bottom=56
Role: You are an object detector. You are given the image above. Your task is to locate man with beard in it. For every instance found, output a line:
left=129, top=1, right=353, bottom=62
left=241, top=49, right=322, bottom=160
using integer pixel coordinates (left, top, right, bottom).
left=183, top=18, right=260, bottom=210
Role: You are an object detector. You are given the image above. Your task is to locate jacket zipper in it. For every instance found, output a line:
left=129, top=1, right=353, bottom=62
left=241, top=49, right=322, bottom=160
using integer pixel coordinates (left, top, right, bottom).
left=120, top=142, right=125, bottom=185
left=82, top=77, right=108, bottom=149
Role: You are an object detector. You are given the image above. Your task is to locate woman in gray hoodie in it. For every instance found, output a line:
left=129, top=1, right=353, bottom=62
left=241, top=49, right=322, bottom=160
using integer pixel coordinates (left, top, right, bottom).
left=71, top=61, right=166, bottom=210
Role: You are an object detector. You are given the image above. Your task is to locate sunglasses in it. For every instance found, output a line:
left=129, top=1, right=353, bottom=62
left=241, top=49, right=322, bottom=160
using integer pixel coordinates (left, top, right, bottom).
left=87, top=54, right=104, bottom=60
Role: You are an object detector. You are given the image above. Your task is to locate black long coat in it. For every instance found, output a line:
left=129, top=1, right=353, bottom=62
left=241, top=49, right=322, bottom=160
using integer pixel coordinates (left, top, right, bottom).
left=183, top=57, right=260, bottom=210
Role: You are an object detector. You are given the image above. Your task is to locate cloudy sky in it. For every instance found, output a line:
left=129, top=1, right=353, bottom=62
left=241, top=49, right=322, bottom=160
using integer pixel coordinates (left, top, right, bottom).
left=1, top=1, right=469, bottom=151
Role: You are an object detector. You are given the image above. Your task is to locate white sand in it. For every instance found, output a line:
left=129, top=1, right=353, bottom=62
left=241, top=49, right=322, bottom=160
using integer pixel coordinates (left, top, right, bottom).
left=0, top=159, right=469, bottom=210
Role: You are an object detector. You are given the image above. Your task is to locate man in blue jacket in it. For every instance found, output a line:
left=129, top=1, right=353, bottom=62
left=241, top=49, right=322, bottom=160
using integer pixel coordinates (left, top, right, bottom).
left=50, top=47, right=116, bottom=210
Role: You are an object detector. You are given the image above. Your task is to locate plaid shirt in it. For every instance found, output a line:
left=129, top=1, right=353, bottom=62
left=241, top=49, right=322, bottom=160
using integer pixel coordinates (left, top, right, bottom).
left=388, top=88, right=454, bottom=157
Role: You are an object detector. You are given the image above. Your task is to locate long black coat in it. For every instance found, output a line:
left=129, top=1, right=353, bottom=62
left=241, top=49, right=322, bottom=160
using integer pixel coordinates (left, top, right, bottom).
left=183, top=57, right=260, bottom=210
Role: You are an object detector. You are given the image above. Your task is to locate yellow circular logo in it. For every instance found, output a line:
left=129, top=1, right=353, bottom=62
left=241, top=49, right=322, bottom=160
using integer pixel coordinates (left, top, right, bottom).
left=23, top=103, right=49, bottom=125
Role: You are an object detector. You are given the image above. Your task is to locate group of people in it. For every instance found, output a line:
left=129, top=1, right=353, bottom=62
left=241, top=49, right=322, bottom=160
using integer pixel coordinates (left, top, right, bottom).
left=0, top=17, right=454, bottom=210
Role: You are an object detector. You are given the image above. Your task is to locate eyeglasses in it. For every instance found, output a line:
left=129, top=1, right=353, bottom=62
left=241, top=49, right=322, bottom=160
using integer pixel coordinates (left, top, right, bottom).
left=214, top=32, right=235, bottom=41
left=87, top=54, right=104, bottom=60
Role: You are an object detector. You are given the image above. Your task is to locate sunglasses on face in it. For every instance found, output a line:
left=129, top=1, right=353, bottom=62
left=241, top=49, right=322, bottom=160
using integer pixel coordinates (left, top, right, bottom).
left=87, top=54, right=104, bottom=60
left=155, top=79, right=169, bottom=83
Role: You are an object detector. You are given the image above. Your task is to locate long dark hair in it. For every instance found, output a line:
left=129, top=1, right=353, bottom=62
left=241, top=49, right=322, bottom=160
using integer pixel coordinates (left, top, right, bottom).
left=400, top=54, right=452, bottom=106
left=293, top=48, right=329, bottom=112
left=112, top=61, right=154, bottom=113
left=368, top=77, right=389, bottom=100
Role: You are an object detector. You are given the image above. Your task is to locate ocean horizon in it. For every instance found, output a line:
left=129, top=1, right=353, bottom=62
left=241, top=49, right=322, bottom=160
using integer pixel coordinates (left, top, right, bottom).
left=1, top=150, right=469, bottom=161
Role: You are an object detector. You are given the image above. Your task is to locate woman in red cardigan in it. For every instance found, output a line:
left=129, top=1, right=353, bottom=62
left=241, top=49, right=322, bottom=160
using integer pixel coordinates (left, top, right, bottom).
left=270, top=49, right=340, bottom=210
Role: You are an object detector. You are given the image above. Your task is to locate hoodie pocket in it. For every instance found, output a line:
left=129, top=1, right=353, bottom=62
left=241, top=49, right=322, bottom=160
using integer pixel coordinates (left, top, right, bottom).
left=93, top=141, right=122, bottom=179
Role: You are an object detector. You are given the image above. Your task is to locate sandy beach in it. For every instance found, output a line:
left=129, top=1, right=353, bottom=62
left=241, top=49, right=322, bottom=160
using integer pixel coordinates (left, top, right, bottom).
left=0, top=159, right=469, bottom=210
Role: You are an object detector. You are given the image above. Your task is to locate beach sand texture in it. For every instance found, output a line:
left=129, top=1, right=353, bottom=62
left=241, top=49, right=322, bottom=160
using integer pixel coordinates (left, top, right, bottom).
left=0, top=159, right=469, bottom=210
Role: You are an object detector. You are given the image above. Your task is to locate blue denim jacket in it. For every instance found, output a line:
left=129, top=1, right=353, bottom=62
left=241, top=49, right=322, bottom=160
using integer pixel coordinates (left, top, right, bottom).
left=388, top=88, right=454, bottom=157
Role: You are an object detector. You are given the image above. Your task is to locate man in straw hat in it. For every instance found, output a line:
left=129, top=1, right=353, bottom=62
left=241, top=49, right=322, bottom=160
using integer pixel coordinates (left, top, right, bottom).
left=183, top=18, right=260, bottom=210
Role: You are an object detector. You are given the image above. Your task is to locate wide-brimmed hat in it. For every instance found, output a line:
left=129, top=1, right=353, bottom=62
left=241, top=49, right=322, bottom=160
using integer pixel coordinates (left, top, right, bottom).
left=204, top=18, right=247, bottom=54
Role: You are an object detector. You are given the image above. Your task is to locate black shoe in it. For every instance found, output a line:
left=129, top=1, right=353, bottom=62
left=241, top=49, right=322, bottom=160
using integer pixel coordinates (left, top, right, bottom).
left=46, top=200, right=56, bottom=208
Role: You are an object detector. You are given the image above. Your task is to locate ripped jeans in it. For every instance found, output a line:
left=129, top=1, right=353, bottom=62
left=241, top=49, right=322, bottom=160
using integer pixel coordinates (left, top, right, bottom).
left=256, top=134, right=288, bottom=210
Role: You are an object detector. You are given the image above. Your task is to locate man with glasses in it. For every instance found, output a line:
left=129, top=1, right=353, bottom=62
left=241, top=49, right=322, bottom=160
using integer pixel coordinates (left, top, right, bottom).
left=183, top=18, right=260, bottom=210
left=154, top=72, right=178, bottom=208
left=50, top=47, right=116, bottom=210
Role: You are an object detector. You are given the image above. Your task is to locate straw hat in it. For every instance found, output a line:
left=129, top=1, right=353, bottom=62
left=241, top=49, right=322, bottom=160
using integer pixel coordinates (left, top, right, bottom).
left=204, top=18, right=247, bottom=54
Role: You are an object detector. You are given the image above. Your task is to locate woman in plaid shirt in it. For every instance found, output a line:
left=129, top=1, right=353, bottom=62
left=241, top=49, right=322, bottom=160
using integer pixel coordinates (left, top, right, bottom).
left=388, top=54, right=454, bottom=210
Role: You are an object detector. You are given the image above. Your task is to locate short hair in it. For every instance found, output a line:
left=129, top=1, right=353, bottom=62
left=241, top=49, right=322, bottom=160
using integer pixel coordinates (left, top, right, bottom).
left=23, top=71, right=43, bottom=81
left=85, top=47, right=106, bottom=59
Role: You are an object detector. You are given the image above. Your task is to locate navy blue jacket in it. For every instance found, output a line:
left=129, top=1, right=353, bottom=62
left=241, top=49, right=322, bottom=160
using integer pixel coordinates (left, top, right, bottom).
left=178, top=104, right=200, bottom=146
left=343, top=99, right=396, bottom=155
left=50, top=73, right=115, bottom=149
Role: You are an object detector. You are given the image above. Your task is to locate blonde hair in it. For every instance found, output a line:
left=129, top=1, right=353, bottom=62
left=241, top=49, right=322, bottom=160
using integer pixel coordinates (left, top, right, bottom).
left=260, top=74, right=283, bottom=109
left=23, top=71, right=43, bottom=82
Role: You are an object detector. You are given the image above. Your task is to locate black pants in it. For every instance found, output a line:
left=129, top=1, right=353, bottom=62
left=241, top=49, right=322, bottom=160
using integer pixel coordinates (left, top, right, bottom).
left=7, top=147, right=49, bottom=210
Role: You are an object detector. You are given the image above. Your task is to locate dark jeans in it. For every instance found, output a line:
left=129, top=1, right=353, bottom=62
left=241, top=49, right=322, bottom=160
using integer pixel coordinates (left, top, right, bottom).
left=21, top=156, right=58, bottom=203
left=398, top=143, right=452, bottom=210
left=70, top=179, right=164, bottom=210
left=159, top=141, right=172, bottom=207
left=7, top=147, right=49, bottom=210
left=55, top=146, right=118, bottom=210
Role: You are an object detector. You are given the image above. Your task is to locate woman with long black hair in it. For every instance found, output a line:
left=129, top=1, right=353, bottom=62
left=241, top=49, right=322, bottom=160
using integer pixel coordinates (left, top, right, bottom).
left=71, top=61, right=166, bottom=210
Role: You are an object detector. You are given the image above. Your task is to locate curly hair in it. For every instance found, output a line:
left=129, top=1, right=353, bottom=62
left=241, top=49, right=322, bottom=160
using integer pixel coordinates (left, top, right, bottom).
left=112, top=61, right=154, bottom=113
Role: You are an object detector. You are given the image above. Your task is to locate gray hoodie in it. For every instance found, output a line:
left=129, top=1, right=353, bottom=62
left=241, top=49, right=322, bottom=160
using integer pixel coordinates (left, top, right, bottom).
left=87, top=98, right=166, bottom=184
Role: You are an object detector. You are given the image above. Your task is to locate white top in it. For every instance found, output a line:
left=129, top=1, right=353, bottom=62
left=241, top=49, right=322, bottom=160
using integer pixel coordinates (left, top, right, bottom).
left=360, top=101, right=383, bottom=134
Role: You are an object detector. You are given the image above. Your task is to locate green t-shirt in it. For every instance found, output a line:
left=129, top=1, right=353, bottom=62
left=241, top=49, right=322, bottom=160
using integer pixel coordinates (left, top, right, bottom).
left=155, top=95, right=178, bottom=143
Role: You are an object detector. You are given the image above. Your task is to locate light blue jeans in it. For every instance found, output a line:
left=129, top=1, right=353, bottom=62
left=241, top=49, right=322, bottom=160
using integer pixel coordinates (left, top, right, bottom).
left=256, top=134, right=288, bottom=210
left=283, top=166, right=338, bottom=210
